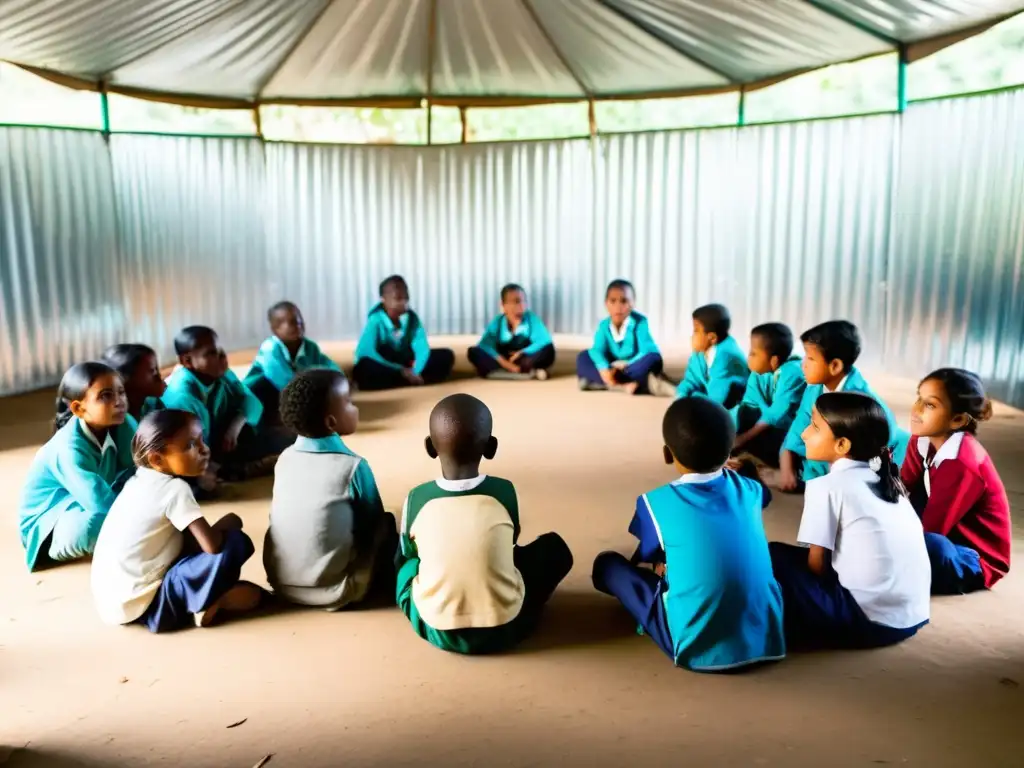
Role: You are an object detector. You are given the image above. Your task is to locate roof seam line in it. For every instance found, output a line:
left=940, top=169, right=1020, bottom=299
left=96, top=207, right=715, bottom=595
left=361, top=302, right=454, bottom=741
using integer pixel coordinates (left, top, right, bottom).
left=803, top=0, right=901, bottom=47
left=591, top=0, right=738, bottom=84
left=96, top=0, right=251, bottom=84
left=519, top=0, right=592, bottom=99
left=253, top=0, right=340, bottom=102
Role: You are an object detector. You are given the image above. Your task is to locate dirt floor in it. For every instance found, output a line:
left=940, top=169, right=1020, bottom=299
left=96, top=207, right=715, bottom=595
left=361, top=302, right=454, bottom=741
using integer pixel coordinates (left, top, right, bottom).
left=2, top=337, right=1024, bottom=767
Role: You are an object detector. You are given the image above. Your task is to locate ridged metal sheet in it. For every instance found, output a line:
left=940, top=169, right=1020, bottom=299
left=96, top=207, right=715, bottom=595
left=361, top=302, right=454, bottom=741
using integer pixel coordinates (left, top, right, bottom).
left=593, top=115, right=897, bottom=361
left=108, top=134, right=272, bottom=369
left=0, top=128, right=122, bottom=394
left=886, top=89, right=1024, bottom=407
left=263, top=139, right=595, bottom=341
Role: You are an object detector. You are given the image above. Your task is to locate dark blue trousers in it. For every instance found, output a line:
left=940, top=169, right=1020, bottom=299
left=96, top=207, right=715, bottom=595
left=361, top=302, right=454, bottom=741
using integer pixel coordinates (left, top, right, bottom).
left=467, top=344, right=556, bottom=377
left=925, top=532, right=985, bottom=595
left=768, top=542, right=926, bottom=650
left=136, top=530, right=255, bottom=633
left=576, top=351, right=664, bottom=393
left=592, top=551, right=674, bottom=659
left=352, top=348, right=455, bottom=391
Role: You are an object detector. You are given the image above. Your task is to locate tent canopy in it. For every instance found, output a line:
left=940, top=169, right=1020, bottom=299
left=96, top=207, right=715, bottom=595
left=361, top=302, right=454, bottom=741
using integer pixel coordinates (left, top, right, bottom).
left=1, top=0, right=1022, bottom=108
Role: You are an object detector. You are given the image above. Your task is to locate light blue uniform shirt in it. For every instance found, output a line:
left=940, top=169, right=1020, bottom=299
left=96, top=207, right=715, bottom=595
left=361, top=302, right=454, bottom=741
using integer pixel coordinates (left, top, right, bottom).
left=244, top=336, right=341, bottom=392
left=354, top=304, right=432, bottom=376
left=782, top=366, right=910, bottom=481
left=737, top=356, right=806, bottom=432
left=675, top=335, right=750, bottom=405
left=162, top=367, right=263, bottom=443
left=19, top=416, right=137, bottom=570
left=477, top=311, right=553, bottom=358
left=629, top=470, right=785, bottom=670
left=587, top=311, right=660, bottom=371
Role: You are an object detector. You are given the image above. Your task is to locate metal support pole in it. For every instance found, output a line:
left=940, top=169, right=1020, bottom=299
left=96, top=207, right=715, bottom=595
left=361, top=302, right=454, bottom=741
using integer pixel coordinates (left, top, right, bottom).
left=737, top=86, right=746, bottom=126
left=100, top=84, right=111, bottom=136
left=459, top=107, right=468, bottom=144
left=897, top=44, right=909, bottom=112
left=426, top=101, right=433, bottom=145
left=252, top=105, right=264, bottom=139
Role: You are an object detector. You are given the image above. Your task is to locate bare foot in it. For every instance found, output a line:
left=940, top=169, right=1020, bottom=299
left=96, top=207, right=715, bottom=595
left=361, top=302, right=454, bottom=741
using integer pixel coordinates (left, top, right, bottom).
left=195, top=581, right=264, bottom=628
left=620, top=381, right=640, bottom=396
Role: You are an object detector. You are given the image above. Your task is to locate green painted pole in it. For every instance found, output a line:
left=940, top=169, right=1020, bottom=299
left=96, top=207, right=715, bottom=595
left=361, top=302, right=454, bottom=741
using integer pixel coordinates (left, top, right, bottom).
left=100, top=86, right=111, bottom=135
left=737, top=87, right=746, bottom=126
left=897, top=45, right=909, bottom=112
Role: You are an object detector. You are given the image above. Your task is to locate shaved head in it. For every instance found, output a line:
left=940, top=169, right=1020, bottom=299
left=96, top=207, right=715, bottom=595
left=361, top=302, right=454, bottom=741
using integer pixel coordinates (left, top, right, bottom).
left=428, top=394, right=493, bottom=465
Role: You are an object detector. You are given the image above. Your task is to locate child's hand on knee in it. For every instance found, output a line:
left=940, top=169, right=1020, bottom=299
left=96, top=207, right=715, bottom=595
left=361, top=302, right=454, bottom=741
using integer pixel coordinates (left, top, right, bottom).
left=599, top=368, right=617, bottom=387
left=401, top=368, right=424, bottom=386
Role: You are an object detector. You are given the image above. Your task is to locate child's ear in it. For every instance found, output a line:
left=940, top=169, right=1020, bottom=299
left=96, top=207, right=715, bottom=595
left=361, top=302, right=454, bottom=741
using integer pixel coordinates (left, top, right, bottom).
left=663, top=445, right=674, bottom=465
left=828, top=359, right=845, bottom=377
left=424, top=437, right=438, bottom=459
left=769, top=355, right=781, bottom=370
left=483, top=436, right=498, bottom=460
left=706, top=332, right=719, bottom=347
left=69, top=399, right=88, bottom=419
left=950, top=413, right=970, bottom=431
left=147, top=451, right=167, bottom=472
left=178, top=353, right=191, bottom=368
left=325, top=414, right=338, bottom=434
left=834, top=436, right=852, bottom=457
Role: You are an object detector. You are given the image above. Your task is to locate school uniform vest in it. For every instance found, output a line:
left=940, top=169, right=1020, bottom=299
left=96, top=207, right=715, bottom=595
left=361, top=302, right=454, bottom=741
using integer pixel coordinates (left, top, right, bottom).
left=644, top=473, right=785, bottom=670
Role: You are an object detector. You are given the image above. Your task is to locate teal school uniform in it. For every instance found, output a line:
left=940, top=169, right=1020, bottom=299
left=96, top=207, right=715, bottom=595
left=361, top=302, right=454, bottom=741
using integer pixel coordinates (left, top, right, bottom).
left=736, top=356, right=806, bottom=433
left=19, top=416, right=138, bottom=570
left=782, top=366, right=910, bottom=481
left=244, top=336, right=340, bottom=393
left=476, top=311, right=553, bottom=358
left=594, top=470, right=785, bottom=670
left=162, top=367, right=263, bottom=446
left=354, top=303, right=432, bottom=375
left=675, top=335, right=750, bottom=407
left=586, top=311, right=660, bottom=369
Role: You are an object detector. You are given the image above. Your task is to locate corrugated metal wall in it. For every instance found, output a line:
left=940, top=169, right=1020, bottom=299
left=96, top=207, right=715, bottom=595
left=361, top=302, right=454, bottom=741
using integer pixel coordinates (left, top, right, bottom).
left=886, top=89, right=1024, bottom=406
left=0, top=128, right=122, bottom=394
left=109, top=135, right=272, bottom=363
left=1, top=90, right=1022, bottom=405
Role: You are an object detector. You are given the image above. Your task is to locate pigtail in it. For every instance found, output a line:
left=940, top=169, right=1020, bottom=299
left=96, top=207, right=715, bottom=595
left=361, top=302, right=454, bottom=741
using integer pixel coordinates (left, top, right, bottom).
left=872, top=447, right=907, bottom=504
left=53, top=396, right=74, bottom=433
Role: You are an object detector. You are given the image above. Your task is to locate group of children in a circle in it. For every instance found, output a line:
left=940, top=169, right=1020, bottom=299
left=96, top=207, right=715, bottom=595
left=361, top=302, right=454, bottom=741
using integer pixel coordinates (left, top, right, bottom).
left=17, top=276, right=1011, bottom=667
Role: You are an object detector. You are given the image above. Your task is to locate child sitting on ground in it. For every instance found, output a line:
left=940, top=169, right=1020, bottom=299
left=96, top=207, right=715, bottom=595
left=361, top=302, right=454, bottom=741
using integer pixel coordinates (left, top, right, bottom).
left=467, top=283, right=555, bottom=381
left=902, top=368, right=1011, bottom=594
left=576, top=279, right=663, bottom=395
left=102, top=343, right=167, bottom=420
left=162, top=325, right=284, bottom=481
left=592, top=397, right=785, bottom=671
left=244, top=301, right=342, bottom=425
left=729, top=323, right=806, bottom=467
left=779, top=320, right=908, bottom=491
left=264, top=369, right=398, bottom=610
left=768, top=393, right=930, bottom=649
left=650, top=303, right=749, bottom=404
left=352, top=275, right=455, bottom=391
left=91, top=409, right=262, bottom=632
left=20, top=362, right=137, bottom=571
left=396, top=394, right=573, bottom=654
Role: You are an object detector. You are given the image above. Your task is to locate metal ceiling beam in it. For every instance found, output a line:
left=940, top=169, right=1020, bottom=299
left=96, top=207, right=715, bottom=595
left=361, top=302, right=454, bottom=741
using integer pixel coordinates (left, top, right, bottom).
left=803, top=0, right=902, bottom=47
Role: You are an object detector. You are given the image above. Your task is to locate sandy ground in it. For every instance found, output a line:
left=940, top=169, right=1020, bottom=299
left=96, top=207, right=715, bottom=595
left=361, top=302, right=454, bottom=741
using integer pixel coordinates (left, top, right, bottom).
left=2, top=336, right=1024, bottom=768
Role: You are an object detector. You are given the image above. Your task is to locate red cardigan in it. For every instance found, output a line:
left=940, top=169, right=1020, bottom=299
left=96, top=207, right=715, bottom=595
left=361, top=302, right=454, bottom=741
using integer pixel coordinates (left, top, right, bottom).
left=901, top=433, right=1011, bottom=588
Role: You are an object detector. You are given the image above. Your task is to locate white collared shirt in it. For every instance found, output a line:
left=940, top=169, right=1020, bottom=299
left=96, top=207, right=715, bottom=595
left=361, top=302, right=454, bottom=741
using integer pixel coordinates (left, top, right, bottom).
left=609, top=316, right=633, bottom=343
left=671, top=469, right=724, bottom=486
left=436, top=475, right=488, bottom=493
left=80, top=422, right=117, bottom=455
left=916, top=432, right=965, bottom=496
left=825, top=375, right=849, bottom=393
left=705, top=345, right=717, bottom=368
left=797, top=458, right=930, bottom=628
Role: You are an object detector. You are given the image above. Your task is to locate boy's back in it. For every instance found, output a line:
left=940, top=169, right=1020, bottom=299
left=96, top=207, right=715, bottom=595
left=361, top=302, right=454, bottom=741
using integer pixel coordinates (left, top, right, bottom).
left=642, top=471, right=785, bottom=670
left=402, top=475, right=524, bottom=630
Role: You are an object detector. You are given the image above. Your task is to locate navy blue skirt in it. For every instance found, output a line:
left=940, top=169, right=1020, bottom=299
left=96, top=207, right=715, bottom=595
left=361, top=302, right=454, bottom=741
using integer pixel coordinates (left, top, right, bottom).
left=136, top=529, right=255, bottom=633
